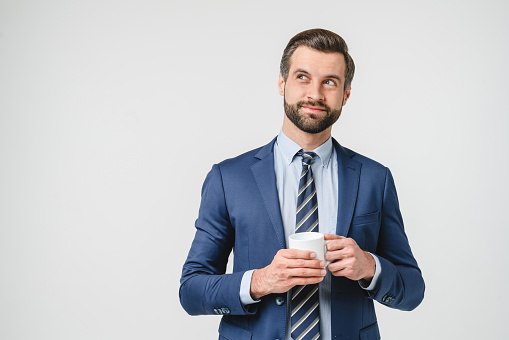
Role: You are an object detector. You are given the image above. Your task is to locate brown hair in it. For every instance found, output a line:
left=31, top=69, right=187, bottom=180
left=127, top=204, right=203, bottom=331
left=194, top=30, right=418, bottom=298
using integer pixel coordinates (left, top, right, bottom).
left=280, top=28, right=355, bottom=90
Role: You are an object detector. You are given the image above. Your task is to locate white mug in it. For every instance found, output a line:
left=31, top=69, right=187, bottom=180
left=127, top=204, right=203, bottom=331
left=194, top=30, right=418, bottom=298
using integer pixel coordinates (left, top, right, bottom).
left=288, top=232, right=329, bottom=263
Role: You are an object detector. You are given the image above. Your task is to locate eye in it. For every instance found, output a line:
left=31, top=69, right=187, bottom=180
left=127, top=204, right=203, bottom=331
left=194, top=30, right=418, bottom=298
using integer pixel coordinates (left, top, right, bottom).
left=297, top=74, right=308, bottom=80
left=325, top=79, right=336, bottom=86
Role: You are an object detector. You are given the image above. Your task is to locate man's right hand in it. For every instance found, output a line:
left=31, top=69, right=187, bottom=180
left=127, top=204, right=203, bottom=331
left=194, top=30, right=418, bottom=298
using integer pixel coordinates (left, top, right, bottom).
left=249, top=249, right=326, bottom=300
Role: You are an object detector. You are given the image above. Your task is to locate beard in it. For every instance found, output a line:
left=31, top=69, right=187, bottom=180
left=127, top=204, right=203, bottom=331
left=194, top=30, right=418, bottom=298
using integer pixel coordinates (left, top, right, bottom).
left=284, top=97, right=343, bottom=134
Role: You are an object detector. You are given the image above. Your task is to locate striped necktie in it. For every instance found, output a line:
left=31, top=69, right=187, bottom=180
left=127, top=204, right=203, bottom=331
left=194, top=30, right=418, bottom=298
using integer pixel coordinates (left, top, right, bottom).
left=291, top=150, right=320, bottom=340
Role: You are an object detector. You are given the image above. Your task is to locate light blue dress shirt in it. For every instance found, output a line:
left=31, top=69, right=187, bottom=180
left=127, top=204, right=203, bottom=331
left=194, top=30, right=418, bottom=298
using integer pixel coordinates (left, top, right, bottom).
left=239, top=131, right=381, bottom=340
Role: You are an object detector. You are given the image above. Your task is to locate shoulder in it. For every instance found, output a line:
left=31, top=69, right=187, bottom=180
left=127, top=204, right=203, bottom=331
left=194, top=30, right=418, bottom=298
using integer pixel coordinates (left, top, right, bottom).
left=346, top=147, right=386, bottom=170
left=217, top=138, right=276, bottom=170
left=334, top=139, right=386, bottom=170
left=200, top=139, right=275, bottom=194
left=333, top=139, right=391, bottom=187
left=200, top=144, right=266, bottom=193
left=219, top=147, right=262, bottom=168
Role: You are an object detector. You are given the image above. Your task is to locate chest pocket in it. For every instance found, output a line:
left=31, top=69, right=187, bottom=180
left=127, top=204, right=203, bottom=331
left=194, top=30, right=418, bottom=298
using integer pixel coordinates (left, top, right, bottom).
left=349, top=211, right=380, bottom=251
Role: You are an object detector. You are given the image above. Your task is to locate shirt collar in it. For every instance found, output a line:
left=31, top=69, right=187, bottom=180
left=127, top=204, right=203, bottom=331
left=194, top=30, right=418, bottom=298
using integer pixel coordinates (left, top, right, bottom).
left=276, top=130, right=333, bottom=168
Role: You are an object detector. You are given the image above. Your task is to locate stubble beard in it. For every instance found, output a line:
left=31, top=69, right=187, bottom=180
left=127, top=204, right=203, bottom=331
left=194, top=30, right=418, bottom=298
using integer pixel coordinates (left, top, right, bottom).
left=284, top=97, right=343, bottom=134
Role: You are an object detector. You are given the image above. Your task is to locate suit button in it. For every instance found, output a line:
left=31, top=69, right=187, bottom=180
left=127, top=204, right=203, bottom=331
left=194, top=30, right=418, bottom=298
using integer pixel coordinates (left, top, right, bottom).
left=382, top=295, right=394, bottom=304
left=275, top=296, right=285, bottom=306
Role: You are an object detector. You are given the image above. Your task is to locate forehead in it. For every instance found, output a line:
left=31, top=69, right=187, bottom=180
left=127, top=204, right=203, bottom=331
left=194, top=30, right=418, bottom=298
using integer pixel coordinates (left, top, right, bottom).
left=288, top=46, right=346, bottom=78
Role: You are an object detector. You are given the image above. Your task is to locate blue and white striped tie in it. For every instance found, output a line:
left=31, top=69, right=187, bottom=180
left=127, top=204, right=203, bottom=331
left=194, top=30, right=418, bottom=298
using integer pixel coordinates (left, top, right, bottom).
left=291, top=150, right=320, bottom=340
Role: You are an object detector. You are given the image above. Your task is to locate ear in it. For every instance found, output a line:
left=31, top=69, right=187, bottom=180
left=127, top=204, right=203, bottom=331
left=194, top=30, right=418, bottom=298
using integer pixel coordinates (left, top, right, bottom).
left=278, top=73, right=285, bottom=96
left=342, top=86, right=351, bottom=106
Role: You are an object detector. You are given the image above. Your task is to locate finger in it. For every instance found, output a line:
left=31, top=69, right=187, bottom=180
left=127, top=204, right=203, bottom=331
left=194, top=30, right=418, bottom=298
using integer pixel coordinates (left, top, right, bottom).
left=287, top=267, right=327, bottom=278
left=283, top=249, right=317, bottom=259
left=328, top=267, right=349, bottom=278
left=324, top=234, right=344, bottom=240
left=290, top=276, right=325, bottom=287
left=325, top=250, right=348, bottom=262
left=327, top=260, right=352, bottom=275
left=287, top=258, right=325, bottom=269
left=326, top=237, right=356, bottom=251
left=326, top=239, right=348, bottom=251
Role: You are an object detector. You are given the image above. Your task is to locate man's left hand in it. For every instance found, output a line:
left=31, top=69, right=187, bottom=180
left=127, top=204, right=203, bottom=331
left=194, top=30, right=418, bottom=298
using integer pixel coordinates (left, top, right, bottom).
left=324, top=234, right=375, bottom=282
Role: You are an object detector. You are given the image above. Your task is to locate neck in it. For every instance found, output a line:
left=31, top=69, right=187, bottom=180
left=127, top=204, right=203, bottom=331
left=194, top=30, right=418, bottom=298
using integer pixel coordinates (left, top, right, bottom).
left=282, top=116, right=331, bottom=151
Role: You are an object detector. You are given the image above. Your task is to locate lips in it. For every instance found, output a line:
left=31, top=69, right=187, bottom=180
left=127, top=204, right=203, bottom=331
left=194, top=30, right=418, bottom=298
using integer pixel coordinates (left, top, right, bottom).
left=301, top=106, right=326, bottom=113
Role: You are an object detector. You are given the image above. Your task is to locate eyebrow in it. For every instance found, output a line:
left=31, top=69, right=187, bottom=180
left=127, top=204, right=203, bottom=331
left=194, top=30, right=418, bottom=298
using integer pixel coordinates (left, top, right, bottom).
left=293, top=68, right=343, bottom=83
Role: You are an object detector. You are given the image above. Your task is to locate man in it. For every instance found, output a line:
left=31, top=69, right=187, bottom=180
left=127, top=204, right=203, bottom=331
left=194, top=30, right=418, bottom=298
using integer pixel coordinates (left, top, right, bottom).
left=180, top=28, right=424, bottom=340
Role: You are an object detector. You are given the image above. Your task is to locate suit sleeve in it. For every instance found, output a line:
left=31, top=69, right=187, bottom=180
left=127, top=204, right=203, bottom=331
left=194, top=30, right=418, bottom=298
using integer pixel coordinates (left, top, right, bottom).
left=179, top=164, right=257, bottom=316
left=365, top=168, right=425, bottom=311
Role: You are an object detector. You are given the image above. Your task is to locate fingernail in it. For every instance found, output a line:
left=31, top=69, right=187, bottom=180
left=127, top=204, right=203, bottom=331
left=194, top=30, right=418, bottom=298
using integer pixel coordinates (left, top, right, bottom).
left=320, top=261, right=325, bottom=267
left=310, top=252, right=316, bottom=259
left=321, top=270, right=326, bottom=275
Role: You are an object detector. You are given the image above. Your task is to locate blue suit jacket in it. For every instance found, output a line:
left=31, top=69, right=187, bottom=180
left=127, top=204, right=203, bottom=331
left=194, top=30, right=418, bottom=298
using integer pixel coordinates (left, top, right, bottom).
left=180, top=138, right=424, bottom=340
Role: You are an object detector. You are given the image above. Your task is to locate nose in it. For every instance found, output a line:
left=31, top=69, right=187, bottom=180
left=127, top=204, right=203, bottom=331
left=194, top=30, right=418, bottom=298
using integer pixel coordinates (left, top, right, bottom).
left=307, top=82, right=325, bottom=102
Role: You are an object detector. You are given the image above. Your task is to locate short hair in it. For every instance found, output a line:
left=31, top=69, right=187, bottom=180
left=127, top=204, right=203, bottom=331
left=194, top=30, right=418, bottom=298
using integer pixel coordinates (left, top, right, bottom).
left=280, top=28, right=355, bottom=90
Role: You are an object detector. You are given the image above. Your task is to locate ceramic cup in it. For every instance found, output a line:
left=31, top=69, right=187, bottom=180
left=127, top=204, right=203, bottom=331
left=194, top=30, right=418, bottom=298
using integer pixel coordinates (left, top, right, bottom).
left=288, top=232, right=330, bottom=263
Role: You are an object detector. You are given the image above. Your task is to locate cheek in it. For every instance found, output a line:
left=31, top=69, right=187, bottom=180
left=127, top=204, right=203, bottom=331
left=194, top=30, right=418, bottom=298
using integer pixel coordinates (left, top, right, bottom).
left=328, top=93, right=344, bottom=108
left=285, top=85, right=306, bottom=102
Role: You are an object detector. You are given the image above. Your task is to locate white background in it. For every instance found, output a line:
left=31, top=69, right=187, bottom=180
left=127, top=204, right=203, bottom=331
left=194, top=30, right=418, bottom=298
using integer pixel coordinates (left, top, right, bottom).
left=1, top=0, right=508, bottom=339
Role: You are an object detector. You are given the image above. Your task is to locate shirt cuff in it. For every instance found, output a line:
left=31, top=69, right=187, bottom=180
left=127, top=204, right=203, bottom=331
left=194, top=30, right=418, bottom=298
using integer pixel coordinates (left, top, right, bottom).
left=239, top=270, right=261, bottom=305
left=358, top=253, right=382, bottom=291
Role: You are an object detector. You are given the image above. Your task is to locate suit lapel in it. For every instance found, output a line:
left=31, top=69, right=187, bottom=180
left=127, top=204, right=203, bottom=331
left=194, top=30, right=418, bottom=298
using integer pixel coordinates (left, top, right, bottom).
left=249, top=138, right=360, bottom=247
left=333, top=139, right=361, bottom=237
left=251, top=138, right=286, bottom=249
